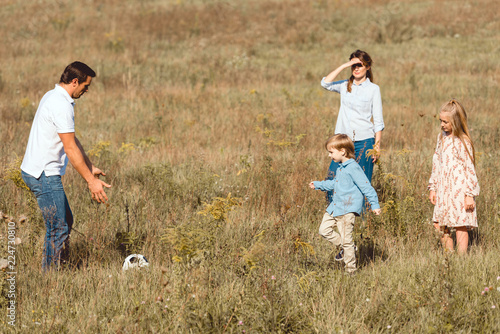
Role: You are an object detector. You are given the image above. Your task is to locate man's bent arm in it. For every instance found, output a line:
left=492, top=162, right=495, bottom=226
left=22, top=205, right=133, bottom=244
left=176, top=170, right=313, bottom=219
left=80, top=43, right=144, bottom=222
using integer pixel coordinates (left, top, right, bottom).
left=74, top=136, right=93, bottom=173
left=74, top=136, right=105, bottom=177
left=59, top=133, right=111, bottom=203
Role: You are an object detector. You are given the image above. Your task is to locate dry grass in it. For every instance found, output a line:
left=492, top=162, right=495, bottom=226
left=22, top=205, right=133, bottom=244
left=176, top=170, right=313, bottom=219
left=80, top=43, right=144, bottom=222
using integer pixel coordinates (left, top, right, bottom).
left=1, top=0, right=500, bottom=332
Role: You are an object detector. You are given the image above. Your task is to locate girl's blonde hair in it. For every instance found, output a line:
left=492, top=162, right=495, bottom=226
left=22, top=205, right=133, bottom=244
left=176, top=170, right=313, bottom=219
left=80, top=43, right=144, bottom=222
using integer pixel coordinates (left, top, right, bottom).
left=347, top=50, right=374, bottom=93
left=440, top=99, right=476, bottom=165
left=325, top=134, right=355, bottom=159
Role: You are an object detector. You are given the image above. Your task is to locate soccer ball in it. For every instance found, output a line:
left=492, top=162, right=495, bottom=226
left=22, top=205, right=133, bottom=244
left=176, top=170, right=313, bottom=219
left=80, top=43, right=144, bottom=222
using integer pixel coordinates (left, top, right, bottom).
left=122, top=254, right=150, bottom=271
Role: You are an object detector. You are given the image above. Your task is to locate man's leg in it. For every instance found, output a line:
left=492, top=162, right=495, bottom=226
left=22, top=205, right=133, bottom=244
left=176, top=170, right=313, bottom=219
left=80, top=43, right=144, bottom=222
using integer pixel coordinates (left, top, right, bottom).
left=22, top=171, right=73, bottom=270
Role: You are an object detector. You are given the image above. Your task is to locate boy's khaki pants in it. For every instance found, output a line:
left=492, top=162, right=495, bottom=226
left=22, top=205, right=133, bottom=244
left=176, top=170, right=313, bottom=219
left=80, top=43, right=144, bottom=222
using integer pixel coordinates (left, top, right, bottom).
left=319, top=212, right=356, bottom=273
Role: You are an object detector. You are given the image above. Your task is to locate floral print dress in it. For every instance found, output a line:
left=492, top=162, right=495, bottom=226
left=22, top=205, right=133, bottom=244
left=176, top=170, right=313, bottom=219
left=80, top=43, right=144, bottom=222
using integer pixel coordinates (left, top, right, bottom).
left=428, top=133, right=480, bottom=228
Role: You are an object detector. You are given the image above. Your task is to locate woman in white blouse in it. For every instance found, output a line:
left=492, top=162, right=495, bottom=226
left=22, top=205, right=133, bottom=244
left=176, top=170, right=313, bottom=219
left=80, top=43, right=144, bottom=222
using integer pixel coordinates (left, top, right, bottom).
left=321, top=50, right=384, bottom=203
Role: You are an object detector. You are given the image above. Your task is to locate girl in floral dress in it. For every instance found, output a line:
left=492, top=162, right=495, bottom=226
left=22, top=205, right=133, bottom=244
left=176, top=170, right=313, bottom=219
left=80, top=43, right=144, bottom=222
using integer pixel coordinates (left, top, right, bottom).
left=428, top=99, right=479, bottom=254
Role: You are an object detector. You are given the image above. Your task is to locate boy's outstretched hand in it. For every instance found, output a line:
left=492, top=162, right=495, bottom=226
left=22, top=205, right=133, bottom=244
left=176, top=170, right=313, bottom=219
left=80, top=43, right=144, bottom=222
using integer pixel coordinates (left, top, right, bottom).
left=309, top=182, right=315, bottom=189
left=372, top=208, right=381, bottom=215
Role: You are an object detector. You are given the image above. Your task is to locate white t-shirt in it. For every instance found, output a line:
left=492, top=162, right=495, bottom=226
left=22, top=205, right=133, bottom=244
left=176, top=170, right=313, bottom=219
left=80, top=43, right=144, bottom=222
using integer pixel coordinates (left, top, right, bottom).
left=21, top=85, right=75, bottom=178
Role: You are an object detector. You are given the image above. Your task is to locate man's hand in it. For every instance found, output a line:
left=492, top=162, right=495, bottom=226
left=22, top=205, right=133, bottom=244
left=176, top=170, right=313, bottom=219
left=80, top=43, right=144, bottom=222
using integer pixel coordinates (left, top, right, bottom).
left=429, top=191, right=436, bottom=205
left=88, top=178, right=111, bottom=204
left=309, top=182, right=316, bottom=189
left=372, top=208, right=381, bottom=215
left=92, top=166, right=106, bottom=178
left=59, top=133, right=112, bottom=204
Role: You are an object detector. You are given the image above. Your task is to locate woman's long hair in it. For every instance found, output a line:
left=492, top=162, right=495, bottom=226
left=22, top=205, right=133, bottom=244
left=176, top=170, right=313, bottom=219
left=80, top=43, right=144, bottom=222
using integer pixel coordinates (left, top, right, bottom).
left=347, top=50, right=374, bottom=93
left=439, top=99, right=476, bottom=166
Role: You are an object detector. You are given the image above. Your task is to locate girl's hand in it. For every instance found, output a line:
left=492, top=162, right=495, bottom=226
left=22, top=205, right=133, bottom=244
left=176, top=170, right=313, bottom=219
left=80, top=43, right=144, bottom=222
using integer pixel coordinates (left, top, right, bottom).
left=372, top=208, right=381, bottom=215
left=309, top=182, right=316, bottom=189
left=429, top=191, right=436, bottom=205
left=465, top=196, right=475, bottom=212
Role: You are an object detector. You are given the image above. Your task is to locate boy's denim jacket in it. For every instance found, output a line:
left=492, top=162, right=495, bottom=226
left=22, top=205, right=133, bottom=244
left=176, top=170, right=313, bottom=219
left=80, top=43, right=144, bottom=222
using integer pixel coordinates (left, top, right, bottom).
left=313, top=159, right=380, bottom=217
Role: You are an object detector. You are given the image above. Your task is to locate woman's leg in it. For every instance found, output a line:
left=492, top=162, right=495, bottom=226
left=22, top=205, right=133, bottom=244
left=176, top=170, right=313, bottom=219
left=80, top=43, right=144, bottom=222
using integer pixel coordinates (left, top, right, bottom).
left=354, top=138, right=375, bottom=182
left=354, top=138, right=375, bottom=213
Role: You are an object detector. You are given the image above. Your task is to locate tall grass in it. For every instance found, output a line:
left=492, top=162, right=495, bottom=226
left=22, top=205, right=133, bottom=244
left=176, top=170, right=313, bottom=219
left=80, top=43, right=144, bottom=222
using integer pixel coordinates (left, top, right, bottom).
left=1, top=0, right=499, bottom=332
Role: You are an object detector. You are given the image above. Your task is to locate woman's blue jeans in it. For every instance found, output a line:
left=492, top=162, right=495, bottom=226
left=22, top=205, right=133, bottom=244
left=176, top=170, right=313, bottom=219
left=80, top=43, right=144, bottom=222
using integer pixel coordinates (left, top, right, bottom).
left=326, top=138, right=375, bottom=204
left=21, top=171, right=73, bottom=270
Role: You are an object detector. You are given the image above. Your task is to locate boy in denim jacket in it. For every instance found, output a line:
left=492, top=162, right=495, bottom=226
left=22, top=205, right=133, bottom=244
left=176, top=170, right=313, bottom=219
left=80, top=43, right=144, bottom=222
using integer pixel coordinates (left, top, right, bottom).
left=309, top=134, right=381, bottom=274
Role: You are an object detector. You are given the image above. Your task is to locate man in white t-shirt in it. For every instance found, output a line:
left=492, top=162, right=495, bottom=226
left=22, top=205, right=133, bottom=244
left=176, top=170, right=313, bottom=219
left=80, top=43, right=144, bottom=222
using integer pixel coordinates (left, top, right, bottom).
left=21, top=61, right=111, bottom=271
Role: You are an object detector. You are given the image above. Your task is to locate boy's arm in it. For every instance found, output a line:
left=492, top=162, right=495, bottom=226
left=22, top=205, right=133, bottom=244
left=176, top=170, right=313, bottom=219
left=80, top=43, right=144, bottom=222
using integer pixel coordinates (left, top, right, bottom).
left=312, top=180, right=335, bottom=192
left=350, top=166, right=380, bottom=210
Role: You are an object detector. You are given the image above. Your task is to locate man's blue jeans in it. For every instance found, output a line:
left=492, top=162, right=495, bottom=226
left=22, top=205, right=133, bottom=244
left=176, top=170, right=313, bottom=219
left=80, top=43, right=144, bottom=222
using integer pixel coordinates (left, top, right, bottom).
left=326, top=138, right=375, bottom=204
left=21, top=171, right=73, bottom=270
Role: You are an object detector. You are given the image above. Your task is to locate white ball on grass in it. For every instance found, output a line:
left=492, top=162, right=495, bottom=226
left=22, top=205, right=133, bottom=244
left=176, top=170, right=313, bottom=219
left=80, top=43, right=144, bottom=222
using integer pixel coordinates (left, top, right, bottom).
left=122, top=254, right=149, bottom=271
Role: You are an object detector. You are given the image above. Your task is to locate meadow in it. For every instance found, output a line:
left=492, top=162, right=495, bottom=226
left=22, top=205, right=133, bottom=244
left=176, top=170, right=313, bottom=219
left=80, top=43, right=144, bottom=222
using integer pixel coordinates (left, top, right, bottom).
left=0, top=0, right=499, bottom=332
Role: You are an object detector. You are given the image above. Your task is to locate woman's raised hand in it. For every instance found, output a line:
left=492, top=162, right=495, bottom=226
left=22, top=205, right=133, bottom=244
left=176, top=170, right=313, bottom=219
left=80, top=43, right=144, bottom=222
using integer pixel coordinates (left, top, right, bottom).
left=347, top=58, right=362, bottom=67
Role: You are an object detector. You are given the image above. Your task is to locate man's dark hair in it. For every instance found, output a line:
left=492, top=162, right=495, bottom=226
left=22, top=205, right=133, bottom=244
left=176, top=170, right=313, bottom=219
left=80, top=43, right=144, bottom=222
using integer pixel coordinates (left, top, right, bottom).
left=59, top=61, right=96, bottom=84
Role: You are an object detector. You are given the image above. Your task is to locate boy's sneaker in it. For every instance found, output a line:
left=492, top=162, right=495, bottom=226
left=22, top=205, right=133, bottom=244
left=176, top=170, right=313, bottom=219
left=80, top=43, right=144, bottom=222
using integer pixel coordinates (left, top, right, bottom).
left=334, top=245, right=357, bottom=262
left=334, top=249, right=344, bottom=262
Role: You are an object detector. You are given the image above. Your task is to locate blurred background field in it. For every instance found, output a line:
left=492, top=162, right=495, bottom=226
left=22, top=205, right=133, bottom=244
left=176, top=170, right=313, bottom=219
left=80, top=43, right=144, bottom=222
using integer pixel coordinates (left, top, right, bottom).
left=0, top=0, right=499, bottom=332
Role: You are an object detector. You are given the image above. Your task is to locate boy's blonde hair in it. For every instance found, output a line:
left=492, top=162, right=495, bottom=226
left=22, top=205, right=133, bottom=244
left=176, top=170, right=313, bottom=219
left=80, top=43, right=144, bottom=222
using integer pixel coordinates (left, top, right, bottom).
left=439, top=99, right=475, bottom=165
left=325, top=134, right=355, bottom=159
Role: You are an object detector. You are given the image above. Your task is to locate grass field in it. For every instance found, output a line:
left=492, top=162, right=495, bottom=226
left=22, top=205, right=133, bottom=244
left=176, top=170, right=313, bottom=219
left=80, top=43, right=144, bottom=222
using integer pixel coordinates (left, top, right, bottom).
left=1, top=0, right=500, bottom=332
